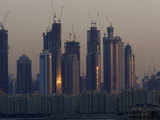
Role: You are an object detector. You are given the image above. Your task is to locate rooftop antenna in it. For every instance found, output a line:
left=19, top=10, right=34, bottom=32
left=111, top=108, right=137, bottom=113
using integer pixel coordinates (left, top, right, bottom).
left=72, top=24, right=76, bottom=41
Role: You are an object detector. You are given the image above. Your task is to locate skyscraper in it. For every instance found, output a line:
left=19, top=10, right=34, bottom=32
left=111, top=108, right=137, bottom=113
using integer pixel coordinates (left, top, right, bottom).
left=0, top=24, right=8, bottom=93
left=43, top=17, right=62, bottom=94
left=86, top=22, right=101, bottom=91
left=103, top=25, right=125, bottom=94
left=40, top=50, right=52, bottom=95
left=65, top=41, right=80, bottom=61
left=125, top=44, right=135, bottom=89
left=62, top=41, right=80, bottom=95
left=8, top=74, right=16, bottom=95
left=16, top=55, right=32, bottom=94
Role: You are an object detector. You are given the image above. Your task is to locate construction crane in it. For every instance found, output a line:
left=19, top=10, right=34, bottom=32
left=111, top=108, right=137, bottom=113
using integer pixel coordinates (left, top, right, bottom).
left=51, top=0, right=55, bottom=16
left=3, top=11, right=10, bottom=25
left=105, top=16, right=112, bottom=26
left=50, top=0, right=64, bottom=21
left=0, top=11, right=10, bottom=30
left=72, top=24, right=76, bottom=41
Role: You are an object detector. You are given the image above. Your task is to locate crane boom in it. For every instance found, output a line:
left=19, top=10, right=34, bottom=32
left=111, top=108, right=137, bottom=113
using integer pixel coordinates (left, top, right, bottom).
left=3, top=11, right=10, bottom=25
left=0, top=22, right=4, bottom=30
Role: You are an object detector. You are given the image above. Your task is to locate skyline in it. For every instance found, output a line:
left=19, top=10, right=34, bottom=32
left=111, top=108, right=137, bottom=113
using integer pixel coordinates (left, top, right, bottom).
left=0, top=0, right=159, bottom=79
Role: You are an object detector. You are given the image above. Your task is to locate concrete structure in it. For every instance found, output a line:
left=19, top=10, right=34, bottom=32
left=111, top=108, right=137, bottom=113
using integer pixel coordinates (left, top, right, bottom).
left=8, top=74, right=16, bottom=95
left=43, top=17, right=62, bottom=94
left=103, top=25, right=125, bottom=94
left=125, top=44, right=135, bottom=89
left=40, top=50, right=52, bottom=95
left=16, top=55, right=32, bottom=94
left=0, top=24, right=8, bottom=93
left=86, top=22, right=101, bottom=92
left=62, top=41, right=80, bottom=96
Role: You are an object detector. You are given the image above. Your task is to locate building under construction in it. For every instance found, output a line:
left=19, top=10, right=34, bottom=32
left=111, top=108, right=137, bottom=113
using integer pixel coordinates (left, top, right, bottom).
left=103, top=25, right=125, bottom=94
left=125, top=44, right=135, bottom=89
left=0, top=23, right=8, bottom=93
left=86, top=22, right=101, bottom=92
left=62, top=40, right=80, bottom=96
left=43, top=17, right=62, bottom=94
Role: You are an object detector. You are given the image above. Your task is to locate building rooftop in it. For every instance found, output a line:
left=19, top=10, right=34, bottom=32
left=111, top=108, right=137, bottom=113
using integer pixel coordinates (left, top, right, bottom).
left=18, top=55, right=31, bottom=62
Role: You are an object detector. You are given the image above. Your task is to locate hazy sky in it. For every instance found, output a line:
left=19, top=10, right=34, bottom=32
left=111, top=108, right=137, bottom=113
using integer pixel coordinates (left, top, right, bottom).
left=0, top=0, right=159, bottom=79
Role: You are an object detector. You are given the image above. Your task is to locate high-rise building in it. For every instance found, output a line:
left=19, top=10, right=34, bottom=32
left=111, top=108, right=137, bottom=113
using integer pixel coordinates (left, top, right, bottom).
left=43, top=17, right=62, bottom=94
left=65, top=41, right=80, bottom=61
left=103, top=25, right=125, bottom=94
left=40, top=50, right=52, bottom=95
left=86, top=22, right=101, bottom=91
left=16, top=55, right=32, bottom=94
left=125, top=44, right=135, bottom=89
left=8, top=74, right=16, bottom=95
left=62, top=41, right=80, bottom=95
left=0, top=24, right=8, bottom=93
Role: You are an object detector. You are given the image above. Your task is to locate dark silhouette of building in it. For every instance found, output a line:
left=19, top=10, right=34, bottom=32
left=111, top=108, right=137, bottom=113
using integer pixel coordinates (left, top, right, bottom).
left=86, top=22, right=101, bottom=91
left=16, top=55, right=32, bottom=94
left=43, top=16, right=62, bottom=94
left=40, top=50, right=53, bottom=95
left=125, top=44, right=135, bottom=89
left=8, top=74, right=16, bottom=95
left=143, top=72, right=160, bottom=90
left=62, top=41, right=80, bottom=95
left=80, top=76, right=86, bottom=93
left=0, top=24, right=8, bottom=93
left=65, top=40, right=80, bottom=61
left=103, top=25, right=125, bottom=94
left=32, top=73, right=40, bottom=93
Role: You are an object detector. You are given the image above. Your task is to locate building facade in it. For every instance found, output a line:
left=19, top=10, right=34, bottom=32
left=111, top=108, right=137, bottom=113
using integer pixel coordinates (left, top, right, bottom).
left=103, top=25, right=125, bottom=94
left=40, top=50, right=52, bottom=95
left=16, top=55, right=32, bottom=94
left=0, top=24, right=8, bottom=93
left=43, top=17, right=62, bottom=94
left=86, top=22, right=101, bottom=91
left=125, top=44, right=135, bottom=89
left=62, top=41, right=80, bottom=95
